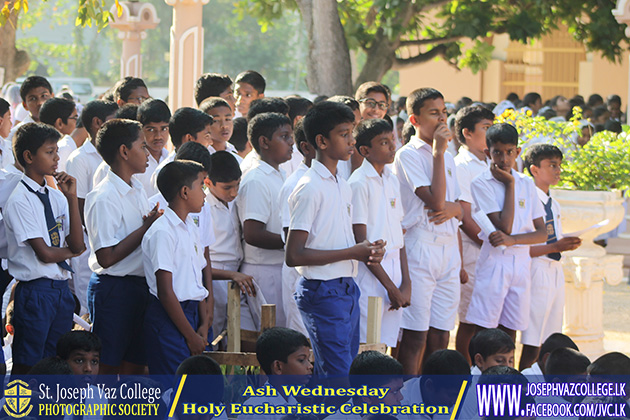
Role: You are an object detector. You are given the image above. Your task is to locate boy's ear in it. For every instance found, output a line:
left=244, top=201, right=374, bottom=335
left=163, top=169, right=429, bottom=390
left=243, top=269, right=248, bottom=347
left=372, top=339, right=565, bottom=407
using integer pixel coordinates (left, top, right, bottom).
left=484, top=148, right=491, bottom=159
left=529, top=164, right=539, bottom=177
left=516, top=146, right=522, bottom=158
left=91, top=116, right=104, bottom=134
left=116, top=98, right=126, bottom=107
left=182, top=133, right=194, bottom=145
left=5, top=324, right=14, bottom=335
left=462, top=127, right=472, bottom=143
left=259, top=135, right=270, bottom=150
left=358, top=144, right=369, bottom=158
left=315, top=134, right=327, bottom=150
left=474, top=353, right=484, bottom=369
left=409, top=113, right=419, bottom=127
left=270, top=360, right=283, bottom=375
left=22, top=150, right=34, bottom=165
left=203, top=177, right=212, bottom=188
left=54, top=118, right=65, bottom=131
left=119, top=143, right=129, bottom=160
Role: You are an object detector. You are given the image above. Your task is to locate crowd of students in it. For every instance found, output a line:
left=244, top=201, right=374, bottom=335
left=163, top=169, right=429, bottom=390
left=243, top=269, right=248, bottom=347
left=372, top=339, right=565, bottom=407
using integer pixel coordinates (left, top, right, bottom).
left=0, top=73, right=628, bottom=418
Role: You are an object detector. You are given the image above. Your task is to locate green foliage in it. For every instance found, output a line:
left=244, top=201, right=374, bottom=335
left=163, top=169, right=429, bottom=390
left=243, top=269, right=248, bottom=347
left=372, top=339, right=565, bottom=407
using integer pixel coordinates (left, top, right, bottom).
left=497, top=108, right=630, bottom=191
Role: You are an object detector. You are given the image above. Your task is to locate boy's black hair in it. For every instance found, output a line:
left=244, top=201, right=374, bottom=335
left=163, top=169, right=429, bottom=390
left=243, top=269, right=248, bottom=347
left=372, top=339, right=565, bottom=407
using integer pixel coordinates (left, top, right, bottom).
left=247, top=112, right=292, bottom=154
left=56, top=331, right=102, bottom=360
left=469, top=328, right=515, bottom=364
left=606, top=94, right=622, bottom=106
left=587, top=94, right=603, bottom=108
left=176, top=355, right=222, bottom=375
left=14, top=122, right=62, bottom=167
left=20, top=75, right=53, bottom=102
left=0, top=97, right=10, bottom=116
left=523, top=143, right=563, bottom=176
left=114, top=77, right=147, bottom=102
left=604, top=119, right=622, bottom=133
left=355, top=81, right=390, bottom=103
left=247, top=97, right=290, bottom=121
left=293, top=119, right=307, bottom=156
left=81, top=100, right=119, bottom=138
left=454, top=105, right=495, bottom=144
left=209, top=151, right=241, bottom=183
left=39, top=98, right=76, bottom=126
left=354, top=118, right=393, bottom=150
left=157, top=160, right=205, bottom=203
left=349, top=350, right=403, bottom=376
left=176, top=356, right=224, bottom=407
left=587, top=352, right=630, bottom=376
left=327, top=95, right=360, bottom=111
left=229, top=117, right=248, bottom=152
left=285, top=95, right=313, bottom=124
left=478, top=367, right=535, bottom=420
left=422, top=349, right=470, bottom=376
left=349, top=351, right=403, bottom=392
left=175, top=140, right=212, bottom=173
left=302, top=101, right=355, bottom=149
left=540, top=108, right=557, bottom=120
left=28, top=356, right=72, bottom=375
left=96, top=119, right=143, bottom=166
left=256, top=327, right=310, bottom=375
left=199, top=96, right=231, bottom=114
left=169, top=107, right=213, bottom=150
left=137, top=99, right=171, bottom=126
left=486, top=123, right=519, bottom=148
left=114, top=103, right=139, bottom=120
left=538, top=333, right=578, bottom=362
left=401, top=120, right=415, bottom=144
left=313, top=95, right=329, bottom=104
left=545, top=348, right=590, bottom=377
left=235, top=70, right=266, bottom=94
left=406, top=88, right=444, bottom=117
left=194, top=73, right=233, bottom=106
left=522, top=92, right=541, bottom=108
left=506, top=92, right=520, bottom=104
left=592, top=105, right=610, bottom=120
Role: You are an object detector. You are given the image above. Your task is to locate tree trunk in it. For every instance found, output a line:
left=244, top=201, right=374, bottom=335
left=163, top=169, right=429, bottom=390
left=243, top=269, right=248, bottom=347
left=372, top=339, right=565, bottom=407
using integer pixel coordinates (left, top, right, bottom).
left=0, top=11, right=30, bottom=84
left=295, top=0, right=353, bottom=96
left=353, top=30, right=398, bottom=90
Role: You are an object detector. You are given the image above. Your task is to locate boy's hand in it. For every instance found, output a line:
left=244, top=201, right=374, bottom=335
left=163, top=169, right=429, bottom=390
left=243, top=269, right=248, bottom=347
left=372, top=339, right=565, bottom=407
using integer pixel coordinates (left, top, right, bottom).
left=231, top=272, right=256, bottom=297
left=54, top=172, right=77, bottom=197
left=196, top=323, right=212, bottom=341
left=433, top=123, right=452, bottom=156
left=553, top=237, right=581, bottom=252
left=399, top=282, right=411, bottom=308
left=489, top=230, right=516, bottom=247
left=460, top=268, right=469, bottom=284
left=186, top=333, right=207, bottom=355
left=386, top=286, right=407, bottom=311
left=142, top=204, right=163, bottom=227
left=354, top=239, right=386, bottom=265
left=428, top=202, right=463, bottom=224
left=490, top=163, right=514, bottom=186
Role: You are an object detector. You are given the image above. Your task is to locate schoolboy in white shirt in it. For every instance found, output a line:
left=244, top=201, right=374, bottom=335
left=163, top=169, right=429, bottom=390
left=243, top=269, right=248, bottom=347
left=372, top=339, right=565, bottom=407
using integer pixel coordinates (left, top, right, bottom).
left=237, top=112, right=294, bottom=327
left=5, top=123, right=85, bottom=375
left=137, top=99, right=171, bottom=197
left=278, top=120, right=313, bottom=335
left=85, top=119, right=162, bottom=375
left=452, top=105, right=494, bottom=363
left=392, top=88, right=464, bottom=375
left=142, top=160, right=213, bottom=375
left=466, top=123, right=547, bottom=342
left=519, top=144, right=581, bottom=369
left=38, top=97, right=80, bottom=172
left=286, top=101, right=385, bottom=375
left=348, top=118, right=410, bottom=348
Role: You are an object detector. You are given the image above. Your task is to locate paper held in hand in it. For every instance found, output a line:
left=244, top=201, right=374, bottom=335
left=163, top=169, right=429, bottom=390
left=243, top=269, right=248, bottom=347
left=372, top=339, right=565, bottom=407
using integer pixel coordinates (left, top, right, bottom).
left=473, top=210, right=507, bottom=251
left=564, top=219, right=610, bottom=238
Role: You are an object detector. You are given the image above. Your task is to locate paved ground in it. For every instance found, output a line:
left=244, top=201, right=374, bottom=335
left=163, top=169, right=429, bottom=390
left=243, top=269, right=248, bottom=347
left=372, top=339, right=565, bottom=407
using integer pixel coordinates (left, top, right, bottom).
left=603, top=279, right=630, bottom=355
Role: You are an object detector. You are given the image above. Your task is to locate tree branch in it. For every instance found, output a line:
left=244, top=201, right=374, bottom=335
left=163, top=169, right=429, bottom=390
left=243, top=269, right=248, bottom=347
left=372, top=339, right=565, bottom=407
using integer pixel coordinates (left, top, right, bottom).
left=418, top=0, right=453, bottom=13
left=399, top=35, right=462, bottom=47
left=393, top=44, right=451, bottom=69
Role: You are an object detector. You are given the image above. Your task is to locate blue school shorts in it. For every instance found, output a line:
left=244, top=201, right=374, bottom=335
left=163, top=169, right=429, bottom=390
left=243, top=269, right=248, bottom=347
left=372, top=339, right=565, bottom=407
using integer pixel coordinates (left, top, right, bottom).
left=144, top=296, right=206, bottom=375
left=295, top=277, right=360, bottom=376
left=87, top=273, right=149, bottom=366
left=13, top=278, right=74, bottom=367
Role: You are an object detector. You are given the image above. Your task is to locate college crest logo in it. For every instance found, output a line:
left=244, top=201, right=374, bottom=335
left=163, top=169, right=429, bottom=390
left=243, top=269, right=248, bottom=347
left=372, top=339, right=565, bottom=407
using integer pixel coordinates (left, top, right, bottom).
left=4, top=379, right=33, bottom=418
left=518, top=199, right=526, bottom=208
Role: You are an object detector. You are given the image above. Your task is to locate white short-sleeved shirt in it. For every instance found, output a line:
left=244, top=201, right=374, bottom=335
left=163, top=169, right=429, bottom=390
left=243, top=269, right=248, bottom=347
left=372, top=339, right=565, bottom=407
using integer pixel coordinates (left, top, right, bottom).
left=0, top=170, right=24, bottom=258
left=57, top=135, right=77, bottom=173
left=0, top=138, right=15, bottom=171
left=206, top=191, right=243, bottom=264
left=393, top=136, right=461, bottom=235
left=150, top=150, right=175, bottom=193
left=149, top=192, right=215, bottom=249
left=471, top=168, right=545, bottom=244
left=239, top=150, right=259, bottom=175
left=66, top=140, right=103, bottom=199
left=280, top=162, right=309, bottom=229
left=85, top=171, right=151, bottom=276
left=208, top=143, right=244, bottom=164
left=91, top=161, right=110, bottom=189
left=279, top=144, right=302, bottom=177
left=348, top=159, right=404, bottom=252
left=454, top=147, right=489, bottom=204
left=536, top=186, right=563, bottom=261
left=142, top=207, right=208, bottom=302
left=138, top=148, right=169, bottom=197
left=236, top=159, right=286, bottom=265
left=288, top=159, right=357, bottom=280
left=4, top=175, right=72, bottom=280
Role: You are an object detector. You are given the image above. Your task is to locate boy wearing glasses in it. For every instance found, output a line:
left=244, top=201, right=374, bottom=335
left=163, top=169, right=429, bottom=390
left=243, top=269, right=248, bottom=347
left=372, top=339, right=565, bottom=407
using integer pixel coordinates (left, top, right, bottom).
left=114, top=77, right=150, bottom=106
left=39, top=98, right=80, bottom=172
left=355, top=81, right=390, bottom=121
